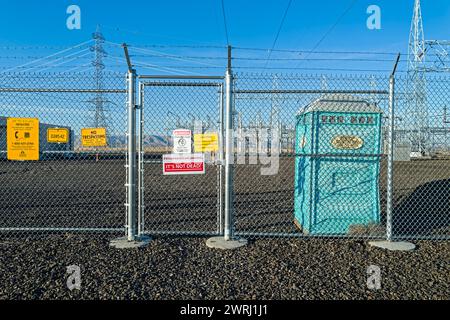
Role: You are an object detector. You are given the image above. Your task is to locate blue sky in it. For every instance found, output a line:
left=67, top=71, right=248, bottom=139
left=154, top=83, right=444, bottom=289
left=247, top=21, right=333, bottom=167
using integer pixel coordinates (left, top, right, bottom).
left=0, top=1, right=449, bottom=49
left=0, top=0, right=449, bottom=74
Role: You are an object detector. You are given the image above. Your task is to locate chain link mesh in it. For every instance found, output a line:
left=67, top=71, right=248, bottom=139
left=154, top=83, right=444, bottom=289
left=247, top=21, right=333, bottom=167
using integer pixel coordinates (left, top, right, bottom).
left=140, top=80, right=223, bottom=236
left=232, top=73, right=448, bottom=240
left=0, top=71, right=448, bottom=240
left=0, top=72, right=127, bottom=235
left=392, top=76, right=450, bottom=240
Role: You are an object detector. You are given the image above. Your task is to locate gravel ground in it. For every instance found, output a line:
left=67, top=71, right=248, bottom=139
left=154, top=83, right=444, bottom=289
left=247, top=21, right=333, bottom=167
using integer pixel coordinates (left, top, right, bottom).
left=0, top=235, right=448, bottom=300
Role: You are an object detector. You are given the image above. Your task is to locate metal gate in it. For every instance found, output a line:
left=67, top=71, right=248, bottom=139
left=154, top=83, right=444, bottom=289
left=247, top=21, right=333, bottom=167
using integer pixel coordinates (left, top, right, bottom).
left=137, top=76, right=225, bottom=236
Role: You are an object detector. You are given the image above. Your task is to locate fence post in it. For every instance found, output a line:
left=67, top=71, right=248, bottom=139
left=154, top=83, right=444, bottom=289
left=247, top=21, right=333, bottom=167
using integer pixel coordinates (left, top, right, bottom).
left=126, top=69, right=137, bottom=241
left=206, top=45, right=247, bottom=250
left=224, top=52, right=233, bottom=241
left=110, top=67, right=150, bottom=248
left=386, top=75, right=395, bottom=242
left=137, top=82, right=145, bottom=237
left=369, top=53, right=415, bottom=251
left=218, top=84, right=225, bottom=235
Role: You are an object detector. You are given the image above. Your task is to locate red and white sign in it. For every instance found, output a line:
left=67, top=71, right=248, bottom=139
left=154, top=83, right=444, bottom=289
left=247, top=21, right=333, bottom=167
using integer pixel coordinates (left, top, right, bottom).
left=172, top=129, right=191, bottom=154
left=163, top=153, right=205, bottom=175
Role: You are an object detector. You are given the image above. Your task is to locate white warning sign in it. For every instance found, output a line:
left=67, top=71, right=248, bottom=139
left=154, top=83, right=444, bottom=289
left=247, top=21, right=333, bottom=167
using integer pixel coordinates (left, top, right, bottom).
left=172, top=129, right=191, bottom=154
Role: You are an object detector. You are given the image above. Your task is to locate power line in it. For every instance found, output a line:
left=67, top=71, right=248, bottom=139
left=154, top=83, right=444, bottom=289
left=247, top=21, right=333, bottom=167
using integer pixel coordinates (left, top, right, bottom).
left=33, top=52, right=92, bottom=73
left=104, top=43, right=226, bottom=49
left=0, top=45, right=89, bottom=50
left=0, top=40, right=94, bottom=73
left=20, top=48, right=91, bottom=73
left=233, top=66, right=406, bottom=72
left=264, top=0, right=293, bottom=68
left=0, top=55, right=93, bottom=60
left=295, top=0, right=359, bottom=67
left=117, top=43, right=223, bottom=67
left=106, top=55, right=196, bottom=75
left=129, top=54, right=227, bottom=60
left=233, top=57, right=407, bottom=62
left=101, top=24, right=224, bottom=48
left=220, top=0, right=230, bottom=46
left=233, top=46, right=406, bottom=56
left=64, top=63, right=94, bottom=73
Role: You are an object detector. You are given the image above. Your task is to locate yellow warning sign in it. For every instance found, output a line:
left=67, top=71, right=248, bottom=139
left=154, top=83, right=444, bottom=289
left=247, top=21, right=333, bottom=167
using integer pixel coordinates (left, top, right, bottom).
left=194, top=133, right=219, bottom=152
left=81, top=128, right=107, bottom=147
left=47, top=128, right=69, bottom=143
left=7, top=117, right=40, bottom=161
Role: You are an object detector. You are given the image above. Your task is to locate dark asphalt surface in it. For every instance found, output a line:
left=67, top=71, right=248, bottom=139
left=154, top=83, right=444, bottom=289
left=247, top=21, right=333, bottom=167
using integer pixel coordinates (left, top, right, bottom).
left=0, top=235, right=448, bottom=300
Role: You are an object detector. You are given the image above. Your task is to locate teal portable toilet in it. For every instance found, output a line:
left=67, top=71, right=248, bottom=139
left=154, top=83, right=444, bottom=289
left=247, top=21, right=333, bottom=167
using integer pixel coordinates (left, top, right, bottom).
left=294, top=94, right=382, bottom=235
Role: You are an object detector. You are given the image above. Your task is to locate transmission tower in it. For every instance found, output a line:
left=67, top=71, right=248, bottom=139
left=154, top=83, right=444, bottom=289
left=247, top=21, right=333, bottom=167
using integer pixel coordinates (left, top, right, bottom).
left=407, top=0, right=450, bottom=155
left=422, top=40, right=450, bottom=72
left=91, top=25, right=108, bottom=129
left=407, top=0, right=428, bottom=154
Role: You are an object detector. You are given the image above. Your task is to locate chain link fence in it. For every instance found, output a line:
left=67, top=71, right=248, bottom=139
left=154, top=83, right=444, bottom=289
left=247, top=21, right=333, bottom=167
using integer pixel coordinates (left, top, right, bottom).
left=0, top=71, right=448, bottom=241
left=0, top=72, right=127, bottom=235
left=391, top=76, right=450, bottom=240
left=232, top=73, right=390, bottom=239
left=230, top=73, right=449, bottom=240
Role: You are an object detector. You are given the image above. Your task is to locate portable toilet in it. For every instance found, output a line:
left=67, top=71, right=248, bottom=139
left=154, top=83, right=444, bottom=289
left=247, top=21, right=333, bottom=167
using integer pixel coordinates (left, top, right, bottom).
left=294, top=94, right=383, bottom=235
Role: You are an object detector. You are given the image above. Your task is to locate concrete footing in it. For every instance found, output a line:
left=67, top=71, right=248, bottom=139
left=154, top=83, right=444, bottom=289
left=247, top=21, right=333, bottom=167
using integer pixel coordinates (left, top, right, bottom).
left=109, top=235, right=151, bottom=249
left=206, top=236, right=248, bottom=250
left=368, top=240, right=416, bottom=251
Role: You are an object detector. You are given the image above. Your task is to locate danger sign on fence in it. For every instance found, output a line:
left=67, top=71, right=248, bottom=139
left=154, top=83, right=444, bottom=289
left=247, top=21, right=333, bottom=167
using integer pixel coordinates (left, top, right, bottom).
left=172, top=129, right=192, bottom=154
left=163, top=153, right=205, bottom=175
left=81, top=128, right=107, bottom=147
left=7, top=117, right=40, bottom=161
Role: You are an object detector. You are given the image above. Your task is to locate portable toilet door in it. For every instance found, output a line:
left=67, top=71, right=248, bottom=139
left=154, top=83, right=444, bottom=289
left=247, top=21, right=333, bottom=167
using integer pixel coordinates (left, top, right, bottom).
left=294, top=94, right=383, bottom=235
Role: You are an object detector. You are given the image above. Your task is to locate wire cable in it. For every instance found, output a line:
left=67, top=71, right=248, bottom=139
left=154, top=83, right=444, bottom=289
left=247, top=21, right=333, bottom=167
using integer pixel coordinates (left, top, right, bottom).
left=110, top=42, right=223, bottom=67
left=264, top=0, right=293, bottom=69
left=295, top=0, right=359, bottom=67
left=0, top=39, right=94, bottom=73
left=220, top=0, right=230, bottom=46
left=20, top=48, right=91, bottom=73
left=107, top=55, right=197, bottom=75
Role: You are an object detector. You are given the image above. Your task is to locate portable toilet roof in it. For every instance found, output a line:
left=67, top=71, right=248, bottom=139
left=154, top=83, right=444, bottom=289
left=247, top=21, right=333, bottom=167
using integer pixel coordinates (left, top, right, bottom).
left=297, top=94, right=383, bottom=115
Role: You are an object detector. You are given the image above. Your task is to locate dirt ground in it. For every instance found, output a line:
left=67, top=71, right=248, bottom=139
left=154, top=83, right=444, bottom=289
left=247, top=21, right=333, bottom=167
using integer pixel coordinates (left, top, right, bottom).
left=0, top=236, right=448, bottom=300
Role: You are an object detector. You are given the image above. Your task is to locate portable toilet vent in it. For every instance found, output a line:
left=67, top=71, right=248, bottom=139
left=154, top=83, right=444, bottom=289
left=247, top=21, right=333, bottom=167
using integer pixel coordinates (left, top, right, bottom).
left=294, top=94, right=383, bottom=235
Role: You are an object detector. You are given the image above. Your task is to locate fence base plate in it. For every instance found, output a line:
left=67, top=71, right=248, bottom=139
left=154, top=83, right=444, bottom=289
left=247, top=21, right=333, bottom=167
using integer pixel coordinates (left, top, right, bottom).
left=109, top=235, right=151, bottom=249
left=206, top=236, right=248, bottom=250
left=368, top=240, right=415, bottom=251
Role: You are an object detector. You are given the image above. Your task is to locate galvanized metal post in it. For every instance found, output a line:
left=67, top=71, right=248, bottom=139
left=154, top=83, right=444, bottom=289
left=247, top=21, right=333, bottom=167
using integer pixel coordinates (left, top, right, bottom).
left=218, top=84, right=224, bottom=235
left=224, top=46, right=233, bottom=241
left=206, top=46, right=248, bottom=249
left=137, top=82, right=145, bottom=237
left=127, top=69, right=137, bottom=241
left=386, top=75, right=395, bottom=242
